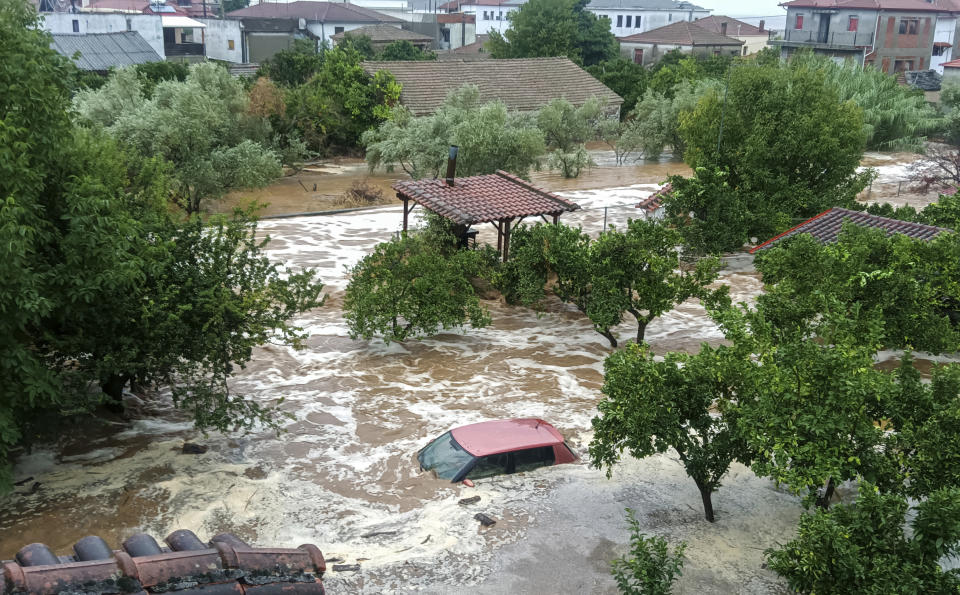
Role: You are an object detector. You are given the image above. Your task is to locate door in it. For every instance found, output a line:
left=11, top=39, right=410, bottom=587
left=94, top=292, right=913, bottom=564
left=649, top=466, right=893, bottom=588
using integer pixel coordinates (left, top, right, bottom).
left=817, top=14, right=830, bottom=43
left=633, top=48, right=643, bottom=64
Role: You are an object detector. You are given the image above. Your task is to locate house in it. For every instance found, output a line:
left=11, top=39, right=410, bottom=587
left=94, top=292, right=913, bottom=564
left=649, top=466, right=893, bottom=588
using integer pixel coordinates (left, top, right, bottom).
left=943, top=56, right=960, bottom=82
left=331, top=23, right=433, bottom=50
left=438, top=0, right=711, bottom=38
left=635, top=183, right=669, bottom=220
left=225, top=1, right=404, bottom=47
left=41, top=12, right=165, bottom=57
left=361, top=56, right=623, bottom=115
left=750, top=207, right=950, bottom=253
left=693, top=15, right=770, bottom=55
left=774, top=0, right=960, bottom=75
left=618, top=20, right=743, bottom=65
left=50, top=30, right=163, bottom=71
left=586, top=0, right=710, bottom=38
left=438, top=12, right=476, bottom=49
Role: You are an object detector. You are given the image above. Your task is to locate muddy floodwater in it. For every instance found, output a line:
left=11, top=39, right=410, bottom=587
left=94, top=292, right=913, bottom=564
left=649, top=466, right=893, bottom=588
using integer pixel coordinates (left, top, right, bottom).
left=0, top=150, right=947, bottom=593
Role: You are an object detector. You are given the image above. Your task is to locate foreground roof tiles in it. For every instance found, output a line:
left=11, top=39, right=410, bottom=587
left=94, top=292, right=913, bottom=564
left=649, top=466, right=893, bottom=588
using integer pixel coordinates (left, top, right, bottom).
left=750, top=207, right=951, bottom=253
left=0, top=530, right=325, bottom=594
left=362, top=57, right=623, bottom=115
left=636, top=183, right=671, bottom=213
left=393, top=170, right=580, bottom=225
left=619, top=21, right=744, bottom=46
left=226, top=1, right=402, bottom=23
left=50, top=32, right=162, bottom=71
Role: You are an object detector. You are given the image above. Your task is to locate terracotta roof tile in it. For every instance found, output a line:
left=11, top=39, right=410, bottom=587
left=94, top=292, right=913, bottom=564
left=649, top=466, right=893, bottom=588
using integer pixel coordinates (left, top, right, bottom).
left=1, top=530, right=325, bottom=594
left=363, top=57, right=622, bottom=115
left=619, top=21, right=744, bottom=46
left=394, top=170, right=580, bottom=224
left=636, top=183, right=670, bottom=213
left=694, top=15, right=767, bottom=37
left=226, top=1, right=402, bottom=23
left=750, top=207, right=951, bottom=253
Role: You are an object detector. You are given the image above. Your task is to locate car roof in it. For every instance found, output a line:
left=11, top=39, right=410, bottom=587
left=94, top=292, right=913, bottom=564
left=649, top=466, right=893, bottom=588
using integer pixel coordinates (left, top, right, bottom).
left=450, top=418, right=565, bottom=457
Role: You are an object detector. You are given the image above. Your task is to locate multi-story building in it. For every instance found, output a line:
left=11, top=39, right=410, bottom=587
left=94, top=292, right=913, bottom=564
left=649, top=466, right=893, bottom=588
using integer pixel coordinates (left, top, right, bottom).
left=438, top=0, right=710, bottom=38
left=774, top=0, right=960, bottom=75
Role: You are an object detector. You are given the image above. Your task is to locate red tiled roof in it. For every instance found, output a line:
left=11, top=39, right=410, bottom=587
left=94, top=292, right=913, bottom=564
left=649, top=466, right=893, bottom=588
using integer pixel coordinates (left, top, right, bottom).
left=750, top=207, right=950, bottom=253
left=1, top=530, right=325, bottom=595
left=694, top=15, right=767, bottom=37
left=226, top=1, right=402, bottom=23
left=636, top=183, right=670, bottom=213
left=943, top=57, right=960, bottom=68
left=438, top=12, right=476, bottom=23
left=394, top=170, right=580, bottom=225
left=619, top=21, right=744, bottom=47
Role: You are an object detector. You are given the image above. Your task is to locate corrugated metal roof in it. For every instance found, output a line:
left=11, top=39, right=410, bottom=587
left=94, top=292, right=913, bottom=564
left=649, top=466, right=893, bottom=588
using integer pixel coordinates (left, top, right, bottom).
left=363, top=57, right=623, bottom=115
left=50, top=31, right=163, bottom=71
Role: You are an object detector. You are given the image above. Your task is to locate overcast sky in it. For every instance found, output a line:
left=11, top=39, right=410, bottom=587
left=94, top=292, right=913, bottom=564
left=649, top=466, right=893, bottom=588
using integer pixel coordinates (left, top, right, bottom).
left=694, top=0, right=786, bottom=18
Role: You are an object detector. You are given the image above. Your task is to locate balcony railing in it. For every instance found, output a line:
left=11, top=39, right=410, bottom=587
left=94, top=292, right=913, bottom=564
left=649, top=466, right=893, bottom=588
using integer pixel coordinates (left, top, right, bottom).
left=164, top=42, right=205, bottom=56
left=775, top=29, right=869, bottom=48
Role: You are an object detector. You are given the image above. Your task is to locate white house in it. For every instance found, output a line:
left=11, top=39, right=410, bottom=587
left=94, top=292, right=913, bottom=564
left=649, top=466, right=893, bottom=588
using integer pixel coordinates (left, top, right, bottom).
left=932, top=13, right=957, bottom=73
left=438, top=0, right=522, bottom=35
left=42, top=12, right=166, bottom=58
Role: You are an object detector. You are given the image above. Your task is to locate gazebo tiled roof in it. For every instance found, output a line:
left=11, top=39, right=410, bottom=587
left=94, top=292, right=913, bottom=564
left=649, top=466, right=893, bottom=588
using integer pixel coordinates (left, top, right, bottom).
left=393, top=170, right=579, bottom=225
left=750, top=207, right=951, bottom=253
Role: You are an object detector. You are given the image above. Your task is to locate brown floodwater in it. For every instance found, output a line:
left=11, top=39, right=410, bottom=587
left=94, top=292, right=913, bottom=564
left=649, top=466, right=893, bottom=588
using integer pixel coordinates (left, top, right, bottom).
left=0, top=148, right=949, bottom=590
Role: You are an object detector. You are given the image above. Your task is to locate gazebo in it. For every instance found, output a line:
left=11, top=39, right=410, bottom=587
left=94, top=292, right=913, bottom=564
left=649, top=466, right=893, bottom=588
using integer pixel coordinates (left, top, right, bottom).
left=393, top=169, right=581, bottom=261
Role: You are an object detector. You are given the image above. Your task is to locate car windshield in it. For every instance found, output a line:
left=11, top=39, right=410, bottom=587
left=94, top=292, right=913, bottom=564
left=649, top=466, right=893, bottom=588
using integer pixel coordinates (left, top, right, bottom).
left=418, top=431, right=476, bottom=481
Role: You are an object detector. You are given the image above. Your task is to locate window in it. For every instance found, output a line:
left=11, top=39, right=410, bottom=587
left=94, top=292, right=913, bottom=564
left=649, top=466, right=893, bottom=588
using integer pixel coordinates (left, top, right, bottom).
left=714, top=49, right=721, bottom=55
left=743, top=46, right=748, bottom=56
left=934, top=44, right=947, bottom=56
left=633, top=47, right=643, bottom=64
left=668, top=13, right=672, bottom=22
left=635, top=14, right=641, bottom=28
left=625, top=15, right=631, bottom=28
left=795, top=14, right=803, bottom=29
left=228, top=39, right=235, bottom=50
left=72, top=19, right=79, bottom=32
left=466, top=453, right=509, bottom=480
left=848, top=15, right=858, bottom=31
left=894, top=59, right=914, bottom=72
left=513, top=446, right=555, bottom=474
left=334, top=26, right=344, bottom=34
left=899, top=18, right=918, bottom=35
left=125, top=17, right=132, bottom=30
left=617, top=14, right=622, bottom=27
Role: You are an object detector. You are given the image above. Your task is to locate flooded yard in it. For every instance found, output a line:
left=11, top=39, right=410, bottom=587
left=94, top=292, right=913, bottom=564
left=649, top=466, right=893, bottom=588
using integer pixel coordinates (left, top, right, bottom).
left=0, top=149, right=944, bottom=593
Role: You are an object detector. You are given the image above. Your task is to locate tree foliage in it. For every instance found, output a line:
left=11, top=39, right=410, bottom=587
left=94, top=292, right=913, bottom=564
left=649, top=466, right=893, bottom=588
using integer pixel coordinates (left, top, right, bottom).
left=257, top=39, right=325, bottom=87
left=537, top=97, right=603, bottom=177
left=376, top=40, right=436, bottom=61
left=486, top=0, right=617, bottom=66
left=611, top=509, right=686, bottom=595
left=591, top=343, right=753, bottom=522
left=343, top=219, right=496, bottom=343
left=585, top=58, right=648, bottom=116
left=363, top=85, right=545, bottom=179
left=665, top=63, right=872, bottom=253
left=498, top=220, right=727, bottom=347
left=767, top=485, right=960, bottom=594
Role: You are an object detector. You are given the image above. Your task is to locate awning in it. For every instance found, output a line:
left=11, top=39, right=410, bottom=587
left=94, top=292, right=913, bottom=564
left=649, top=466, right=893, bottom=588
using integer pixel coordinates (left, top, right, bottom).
left=935, top=41, right=952, bottom=48
left=161, top=15, right=206, bottom=28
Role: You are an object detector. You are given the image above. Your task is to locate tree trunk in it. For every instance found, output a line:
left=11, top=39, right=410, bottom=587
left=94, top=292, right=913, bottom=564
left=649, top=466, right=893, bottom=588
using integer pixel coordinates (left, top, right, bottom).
left=635, top=318, right=648, bottom=344
left=599, top=328, right=618, bottom=348
left=696, top=480, right=715, bottom=523
left=816, top=477, right=836, bottom=510
left=101, top=374, right=128, bottom=415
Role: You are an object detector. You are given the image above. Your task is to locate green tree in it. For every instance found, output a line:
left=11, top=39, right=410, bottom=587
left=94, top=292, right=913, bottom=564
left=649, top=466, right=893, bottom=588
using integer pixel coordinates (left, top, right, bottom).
left=221, top=0, right=248, bottom=13
left=767, top=485, right=960, bottom=594
left=376, top=40, right=436, bottom=61
left=668, top=63, right=872, bottom=250
left=591, top=344, right=753, bottom=522
left=499, top=220, right=726, bottom=347
left=338, top=34, right=376, bottom=60
left=132, top=60, right=190, bottom=96
left=664, top=167, right=752, bottom=254
left=919, top=192, right=960, bottom=230
left=257, top=39, right=324, bottom=87
left=537, top=97, right=604, bottom=177
left=611, top=509, right=686, bottom=595
left=754, top=225, right=960, bottom=354
left=76, top=62, right=283, bottom=215
left=487, top=0, right=616, bottom=66
left=344, top=223, right=495, bottom=343
left=585, top=58, right=648, bottom=116
left=363, top=84, right=545, bottom=179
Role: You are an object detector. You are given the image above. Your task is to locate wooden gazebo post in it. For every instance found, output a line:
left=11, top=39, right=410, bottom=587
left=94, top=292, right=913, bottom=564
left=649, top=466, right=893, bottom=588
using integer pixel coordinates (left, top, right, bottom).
left=501, top=217, right=514, bottom=262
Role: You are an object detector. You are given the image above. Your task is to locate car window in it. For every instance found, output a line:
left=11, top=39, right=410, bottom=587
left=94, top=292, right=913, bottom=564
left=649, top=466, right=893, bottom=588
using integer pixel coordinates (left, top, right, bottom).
left=466, top=453, right=510, bottom=480
left=513, top=446, right=555, bottom=473
left=418, top=432, right=476, bottom=481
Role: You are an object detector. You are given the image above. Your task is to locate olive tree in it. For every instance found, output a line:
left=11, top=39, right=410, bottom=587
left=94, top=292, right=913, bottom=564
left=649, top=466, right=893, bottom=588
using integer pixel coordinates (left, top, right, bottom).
left=537, top=97, right=604, bottom=178
left=591, top=343, right=753, bottom=522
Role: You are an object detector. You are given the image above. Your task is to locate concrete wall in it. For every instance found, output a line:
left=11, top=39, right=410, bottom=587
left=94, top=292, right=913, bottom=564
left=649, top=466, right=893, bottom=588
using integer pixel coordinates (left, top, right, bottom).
left=42, top=12, right=165, bottom=57
left=591, top=8, right=709, bottom=38
left=619, top=41, right=740, bottom=66
left=734, top=33, right=768, bottom=55
left=197, top=17, right=242, bottom=63
left=445, top=21, right=475, bottom=49
left=472, top=5, right=520, bottom=35
left=944, top=66, right=960, bottom=85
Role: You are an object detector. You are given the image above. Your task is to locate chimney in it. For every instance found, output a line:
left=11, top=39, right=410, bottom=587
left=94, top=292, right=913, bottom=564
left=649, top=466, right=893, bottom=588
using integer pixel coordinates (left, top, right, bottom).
left=445, top=145, right=459, bottom=186
left=720, top=22, right=727, bottom=35
left=759, top=19, right=765, bottom=31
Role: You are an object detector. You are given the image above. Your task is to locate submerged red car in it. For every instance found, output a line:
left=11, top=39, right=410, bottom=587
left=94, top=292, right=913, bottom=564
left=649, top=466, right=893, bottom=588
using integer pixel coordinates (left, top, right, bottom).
left=417, top=418, right=578, bottom=482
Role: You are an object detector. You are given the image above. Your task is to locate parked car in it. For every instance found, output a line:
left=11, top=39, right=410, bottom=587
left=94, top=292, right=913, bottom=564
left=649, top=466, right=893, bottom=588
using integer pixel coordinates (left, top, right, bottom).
left=417, top=418, right=578, bottom=482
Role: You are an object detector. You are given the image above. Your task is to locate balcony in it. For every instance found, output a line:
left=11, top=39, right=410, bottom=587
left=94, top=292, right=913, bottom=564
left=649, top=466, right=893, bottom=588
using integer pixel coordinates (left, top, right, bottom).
left=773, top=29, right=871, bottom=50
left=164, top=41, right=205, bottom=57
